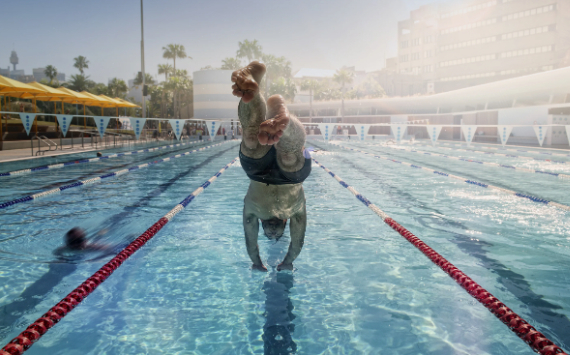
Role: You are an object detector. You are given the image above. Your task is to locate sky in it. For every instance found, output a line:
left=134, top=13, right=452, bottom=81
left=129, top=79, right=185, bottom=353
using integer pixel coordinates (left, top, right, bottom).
left=1, top=0, right=439, bottom=84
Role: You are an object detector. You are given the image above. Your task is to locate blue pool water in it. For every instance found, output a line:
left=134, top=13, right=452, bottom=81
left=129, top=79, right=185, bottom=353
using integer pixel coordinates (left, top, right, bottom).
left=0, top=138, right=569, bottom=354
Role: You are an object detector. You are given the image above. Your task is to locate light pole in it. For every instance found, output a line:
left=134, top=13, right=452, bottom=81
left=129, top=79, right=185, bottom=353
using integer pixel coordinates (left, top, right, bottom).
left=140, top=0, right=146, bottom=118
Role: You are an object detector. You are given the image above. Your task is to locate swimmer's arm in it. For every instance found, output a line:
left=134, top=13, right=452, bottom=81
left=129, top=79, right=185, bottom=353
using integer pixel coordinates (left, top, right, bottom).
left=243, top=207, right=267, bottom=271
left=279, top=204, right=306, bottom=271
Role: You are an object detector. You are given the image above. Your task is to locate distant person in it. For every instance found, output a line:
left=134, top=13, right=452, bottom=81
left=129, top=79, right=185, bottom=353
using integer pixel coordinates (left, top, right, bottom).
left=96, top=152, right=103, bottom=157
left=53, top=227, right=114, bottom=259
left=231, top=61, right=310, bottom=271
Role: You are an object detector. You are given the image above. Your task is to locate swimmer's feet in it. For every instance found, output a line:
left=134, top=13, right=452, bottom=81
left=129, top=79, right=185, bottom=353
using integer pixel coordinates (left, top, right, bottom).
left=231, top=61, right=266, bottom=103
left=258, top=95, right=290, bottom=145
left=252, top=263, right=268, bottom=272
left=277, top=262, right=293, bottom=271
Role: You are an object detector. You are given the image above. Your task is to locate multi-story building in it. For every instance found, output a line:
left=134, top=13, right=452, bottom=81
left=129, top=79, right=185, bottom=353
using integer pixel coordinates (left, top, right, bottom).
left=397, top=0, right=570, bottom=94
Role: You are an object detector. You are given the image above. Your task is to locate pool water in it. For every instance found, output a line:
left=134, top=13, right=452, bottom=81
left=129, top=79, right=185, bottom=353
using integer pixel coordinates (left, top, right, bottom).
left=0, top=138, right=568, bottom=354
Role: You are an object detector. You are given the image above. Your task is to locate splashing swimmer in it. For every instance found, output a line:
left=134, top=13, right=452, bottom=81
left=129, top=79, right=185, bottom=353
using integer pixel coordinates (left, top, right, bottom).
left=232, top=61, right=310, bottom=272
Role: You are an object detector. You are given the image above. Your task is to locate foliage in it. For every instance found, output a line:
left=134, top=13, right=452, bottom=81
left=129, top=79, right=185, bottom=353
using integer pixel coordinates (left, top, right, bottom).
left=268, top=77, right=296, bottom=102
left=157, top=64, right=173, bottom=81
left=200, top=65, right=216, bottom=70
left=66, top=74, right=93, bottom=92
left=220, top=57, right=242, bottom=70
left=133, top=72, right=155, bottom=86
left=108, top=78, right=128, bottom=98
left=355, top=76, right=386, bottom=98
left=90, top=83, right=109, bottom=95
left=44, top=65, right=58, bottom=85
left=73, top=55, right=89, bottom=74
left=162, top=44, right=191, bottom=71
left=333, top=69, right=355, bottom=90
left=236, top=39, right=263, bottom=62
left=314, top=87, right=341, bottom=101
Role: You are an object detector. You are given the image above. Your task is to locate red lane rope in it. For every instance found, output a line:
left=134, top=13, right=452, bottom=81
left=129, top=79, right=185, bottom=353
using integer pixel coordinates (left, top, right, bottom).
left=312, top=158, right=567, bottom=355
left=1, top=158, right=238, bottom=355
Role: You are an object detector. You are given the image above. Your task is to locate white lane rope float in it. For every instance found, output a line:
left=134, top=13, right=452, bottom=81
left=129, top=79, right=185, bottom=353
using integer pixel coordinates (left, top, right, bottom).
left=310, top=157, right=567, bottom=355
left=379, top=144, right=570, bottom=180
left=0, top=141, right=237, bottom=210
left=422, top=141, right=570, bottom=158
left=328, top=142, right=570, bottom=212
left=0, top=139, right=207, bottom=178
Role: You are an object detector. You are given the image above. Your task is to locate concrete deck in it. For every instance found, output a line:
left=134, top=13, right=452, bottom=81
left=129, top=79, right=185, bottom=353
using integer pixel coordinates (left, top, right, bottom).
left=0, top=146, right=100, bottom=163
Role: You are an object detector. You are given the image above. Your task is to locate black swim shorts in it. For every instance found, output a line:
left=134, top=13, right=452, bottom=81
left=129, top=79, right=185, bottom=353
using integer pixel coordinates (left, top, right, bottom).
left=239, top=146, right=311, bottom=185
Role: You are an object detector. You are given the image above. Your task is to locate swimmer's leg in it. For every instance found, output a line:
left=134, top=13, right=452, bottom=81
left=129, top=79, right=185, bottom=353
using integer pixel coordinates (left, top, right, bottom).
left=232, top=62, right=270, bottom=159
left=243, top=207, right=267, bottom=271
left=278, top=204, right=306, bottom=271
left=260, top=95, right=306, bottom=173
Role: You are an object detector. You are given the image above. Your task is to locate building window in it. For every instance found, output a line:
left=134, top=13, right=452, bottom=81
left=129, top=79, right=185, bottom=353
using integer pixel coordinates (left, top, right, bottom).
left=501, top=25, right=552, bottom=40
left=423, top=65, right=434, bottom=73
left=411, top=53, right=420, bottom=60
left=424, top=50, right=433, bottom=58
left=441, top=18, right=497, bottom=35
left=423, top=35, right=435, bottom=44
left=441, top=0, right=497, bottom=19
left=500, top=45, right=554, bottom=58
left=400, top=40, right=409, bottom=48
left=440, top=54, right=496, bottom=68
left=440, top=36, right=496, bottom=52
left=501, top=4, right=556, bottom=22
left=441, top=72, right=496, bottom=82
left=412, top=38, right=421, bottom=46
left=400, top=55, right=409, bottom=62
left=500, top=66, right=554, bottom=76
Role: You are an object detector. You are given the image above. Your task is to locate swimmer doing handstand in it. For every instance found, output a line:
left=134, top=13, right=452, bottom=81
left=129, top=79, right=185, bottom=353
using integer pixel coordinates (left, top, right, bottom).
left=232, top=61, right=311, bottom=272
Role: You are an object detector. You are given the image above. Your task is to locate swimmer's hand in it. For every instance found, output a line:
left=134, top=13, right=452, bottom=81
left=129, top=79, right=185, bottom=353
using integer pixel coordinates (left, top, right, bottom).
left=252, top=263, right=268, bottom=272
left=277, top=262, right=293, bottom=271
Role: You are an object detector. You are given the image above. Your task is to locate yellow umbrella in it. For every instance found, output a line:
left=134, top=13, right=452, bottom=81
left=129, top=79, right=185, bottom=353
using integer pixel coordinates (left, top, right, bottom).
left=57, top=88, right=99, bottom=131
left=26, top=82, right=72, bottom=102
left=0, top=75, right=45, bottom=95
left=115, top=98, right=140, bottom=108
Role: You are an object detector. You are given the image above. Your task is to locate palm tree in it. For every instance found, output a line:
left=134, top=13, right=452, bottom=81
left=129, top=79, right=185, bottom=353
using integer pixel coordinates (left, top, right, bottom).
left=44, top=65, right=58, bottom=85
left=300, top=79, right=321, bottom=119
left=158, top=64, right=173, bottom=81
left=333, top=69, right=355, bottom=118
left=67, top=74, right=90, bottom=92
left=108, top=78, right=128, bottom=98
left=268, top=77, right=296, bottom=102
left=220, top=57, right=242, bottom=70
left=133, top=72, right=155, bottom=86
left=162, top=44, right=191, bottom=72
left=73, top=56, right=89, bottom=74
left=261, top=54, right=292, bottom=97
left=236, top=39, right=263, bottom=62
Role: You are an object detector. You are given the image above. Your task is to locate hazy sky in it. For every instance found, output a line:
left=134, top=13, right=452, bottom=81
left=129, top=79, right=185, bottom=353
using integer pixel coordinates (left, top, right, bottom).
left=1, top=0, right=438, bottom=84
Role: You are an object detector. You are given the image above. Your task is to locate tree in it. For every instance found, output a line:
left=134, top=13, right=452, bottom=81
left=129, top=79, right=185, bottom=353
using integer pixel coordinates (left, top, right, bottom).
left=220, top=57, right=242, bottom=70
left=67, top=74, right=90, bottom=92
left=90, top=83, right=109, bottom=95
left=200, top=65, right=216, bottom=70
left=236, top=39, right=263, bottom=62
left=164, top=73, right=192, bottom=118
left=162, top=44, right=191, bottom=72
left=108, top=78, right=128, bottom=98
left=300, top=79, right=321, bottom=118
left=44, top=65, right=58, bottom=85
left=260, top=54, right=291, bottom=97
left=333, top=69, right=355, bottom=117
left=73, top=55, right=89, bottom=74
left=157, top=64, right=173, bottom=82
left=356, top=76, right=386, bottom=98
left=133, top=72, right=155, bottom=87
left=268, top=77, right=296, bottom=102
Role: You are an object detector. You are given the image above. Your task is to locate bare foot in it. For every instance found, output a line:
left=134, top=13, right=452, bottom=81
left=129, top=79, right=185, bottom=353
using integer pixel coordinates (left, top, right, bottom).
left=252, top=263, right=268, bottom=272
left=277, top=262, right=293, bottom=271
left=258, top=95, right=290, bottom=145
left=231, top=61, right=266, bottom=103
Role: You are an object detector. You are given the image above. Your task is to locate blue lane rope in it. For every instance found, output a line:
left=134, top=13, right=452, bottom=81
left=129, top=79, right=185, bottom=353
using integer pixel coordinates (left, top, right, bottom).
left=0, top=139, right=206, bottom=178
left=410, top=142, right=570, bottom=165
left=380, top=145, right=570, bottom=180
left=329, top=142, right=570, bottom=212
left=0, top=141, right=235, bottom=210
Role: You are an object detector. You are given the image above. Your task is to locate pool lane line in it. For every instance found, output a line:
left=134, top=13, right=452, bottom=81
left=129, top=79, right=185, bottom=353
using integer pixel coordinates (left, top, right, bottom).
left=407, top=142, right=570, bottom=164
left=0, top=141, right=236, bottom=211
left=0, top=139, right=205, bottom=178
left=0, top=158, right=238, bottom=355
left=311, top=158, right=567, bottom=355
left=330, top=142, right=570, bottom=212
left=379, top=144, right=570, bottom=180
left=424, top=141, right=570, bottom=158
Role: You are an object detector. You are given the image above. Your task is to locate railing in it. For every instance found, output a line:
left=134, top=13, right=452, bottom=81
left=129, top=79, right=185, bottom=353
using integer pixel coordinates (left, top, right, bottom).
left=31, top=135, right=58, bottom=156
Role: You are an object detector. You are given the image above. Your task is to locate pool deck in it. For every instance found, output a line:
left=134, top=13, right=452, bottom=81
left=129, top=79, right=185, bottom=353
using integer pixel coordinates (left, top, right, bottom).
left=0, top=146, right=100, bottom=163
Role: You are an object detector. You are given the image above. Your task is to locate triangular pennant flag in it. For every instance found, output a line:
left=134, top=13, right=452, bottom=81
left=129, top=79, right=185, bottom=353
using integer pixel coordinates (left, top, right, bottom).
left=208, top=120, right=221, bottom=139
left=566, top=126, right=570, bottom=145
left=19, top=113, right=38, bottom=136
left=95, top=116, right=112, bottom=138
left=426, top=125, right=443, bottom=146
left=167, top=119, right=184, bottom=141
left=354, top=124, right=371, bottom=141
left=55, top=114, right=72, bottom=137
left=128, top=117, right=147, bottom=140
left=317, top=123, right=336, bottom=142
left=461, top=125, right=477, bottom=146
left=497, top=125, right=514, bottom=147
left=532, top=125, right=547, bottom=146
left=390, top=124, right=407, bottom=144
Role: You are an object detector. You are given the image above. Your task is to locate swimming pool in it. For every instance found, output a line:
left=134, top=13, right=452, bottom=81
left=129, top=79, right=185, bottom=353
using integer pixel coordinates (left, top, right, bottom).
left=0, top=137, right=568, bottom=354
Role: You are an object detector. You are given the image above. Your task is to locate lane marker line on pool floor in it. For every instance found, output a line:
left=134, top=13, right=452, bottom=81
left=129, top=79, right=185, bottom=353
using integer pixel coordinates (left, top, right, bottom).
left=407, top=142, right=570, bottom=165
left=330, top=142, right=570, bottom=212
left=380, top=144, right=570, bottom=180
left=311, top=157, right=567, bottom=355
left=0, top=141, right=237, bottom=211
left=0, top=157, right=239, bottom=355
left=0, top=139, right=211, bottom=178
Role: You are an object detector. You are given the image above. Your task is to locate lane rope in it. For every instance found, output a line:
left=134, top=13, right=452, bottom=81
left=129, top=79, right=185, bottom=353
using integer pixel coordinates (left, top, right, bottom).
left=409, top=142, right=570, bottom=165
left=380, top=144, right=570, bottom=180
left=422, top=141, right=570, bottom=158
left=329, top=142, right=570, bottom=212
left=0, top=141, right=236, bottom=210
left=0, top=157, right=239, bottom=355
left=0, top=139, right=206, bottom=178
left=311, top=157, right=567, bottom=355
